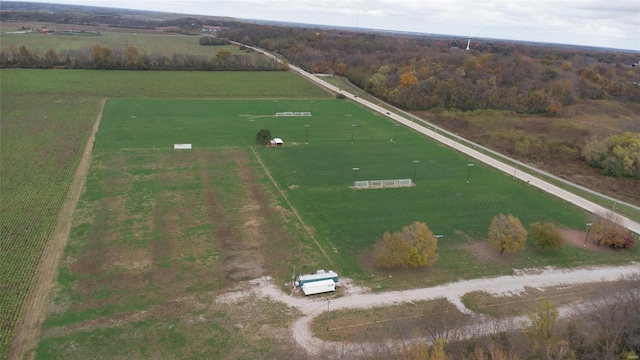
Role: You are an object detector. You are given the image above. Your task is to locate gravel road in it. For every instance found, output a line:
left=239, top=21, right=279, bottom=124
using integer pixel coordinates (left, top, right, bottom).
left=218, top=264, right=639, bottom=356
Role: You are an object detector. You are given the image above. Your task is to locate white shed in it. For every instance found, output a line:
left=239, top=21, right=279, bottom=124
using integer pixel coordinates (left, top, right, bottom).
left=273, top=138, right=284, bottom=146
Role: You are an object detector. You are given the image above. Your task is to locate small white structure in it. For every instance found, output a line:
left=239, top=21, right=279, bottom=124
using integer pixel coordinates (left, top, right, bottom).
left=273, top=138, right=283, bottom=146
left=302, top=279, right=336, bottom=296
left=174, top=144, right=192, bottom=150
left=296, top=269, right=339, bottom=287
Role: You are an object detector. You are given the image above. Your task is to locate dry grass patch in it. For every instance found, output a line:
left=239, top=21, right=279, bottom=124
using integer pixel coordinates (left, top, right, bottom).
left=461, top=280, right=637, bottom=318
left=311, top=298, right=472, bottom=343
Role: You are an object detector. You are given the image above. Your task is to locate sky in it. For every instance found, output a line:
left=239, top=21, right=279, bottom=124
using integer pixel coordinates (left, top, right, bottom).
left=10, top=0, right=640, bottom=51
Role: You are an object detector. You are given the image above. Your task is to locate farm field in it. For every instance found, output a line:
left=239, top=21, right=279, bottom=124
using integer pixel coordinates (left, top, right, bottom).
left=0, top=25, right=249, bottom=58
left=31, top=97, right=639, bottom=358
left=0, top=69, right=329, bottom=360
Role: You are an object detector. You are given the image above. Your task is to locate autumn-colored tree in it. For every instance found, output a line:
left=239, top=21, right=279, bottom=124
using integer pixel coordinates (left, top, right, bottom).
left=429, top=338, right=449, bottom=360
left=42, top=48, right=59, bottom=68
left=469, top=342, right=515, bottom=360
left=530, top=222, right=564, bottom=251
left=591, top=214, right=634, bottom=249
left=400, top=71, right=419, bottom=89
left=525, top=299, right=559, bottom=359
left=401, top=338, right=448, bottom=360
left=488, top=213, right=527, bottom=255
left=374, top=221, right=439, bottom=269
left=335, top=62, right=347, bottom=76
left=125, top=45, right=141, bottom=69
left=91, top=45, right=113, bottom=69
left=375, top=231, right=411, bottom=268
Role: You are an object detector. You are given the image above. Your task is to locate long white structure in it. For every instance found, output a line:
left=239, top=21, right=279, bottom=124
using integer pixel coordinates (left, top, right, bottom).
left=301, top=279, right=336, bottom=296
left=296, top=269, right=339, bottom=287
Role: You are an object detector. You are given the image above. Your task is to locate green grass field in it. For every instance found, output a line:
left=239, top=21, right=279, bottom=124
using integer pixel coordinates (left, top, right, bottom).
left=88, top=98, right=640, bottom=289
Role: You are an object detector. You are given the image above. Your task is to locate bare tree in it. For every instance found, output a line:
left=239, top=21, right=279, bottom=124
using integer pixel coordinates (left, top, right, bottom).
left=572, top=274, right=640, bottom=359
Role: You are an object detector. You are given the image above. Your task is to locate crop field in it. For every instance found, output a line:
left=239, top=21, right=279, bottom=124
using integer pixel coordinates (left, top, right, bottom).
left=0, top=69, right=329, bottom=359
left=0, top=87, right=99, bottom=358
left=0, top=26, right=249, bottom=58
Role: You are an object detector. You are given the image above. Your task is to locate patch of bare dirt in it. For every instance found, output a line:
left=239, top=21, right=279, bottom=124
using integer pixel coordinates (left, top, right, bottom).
left=559, top=228, right=615, bottom=252
left=198, top=149, right=270, bottom=283
left=464, top=242, right=518, bottom=264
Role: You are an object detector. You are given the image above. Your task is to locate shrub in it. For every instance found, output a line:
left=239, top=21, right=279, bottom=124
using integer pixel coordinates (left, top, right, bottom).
left=530, top=222, right=564, bottom=251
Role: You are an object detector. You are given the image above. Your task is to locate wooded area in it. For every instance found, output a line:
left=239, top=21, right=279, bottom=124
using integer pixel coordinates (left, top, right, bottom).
left=221, top=24, right=639, bottom=114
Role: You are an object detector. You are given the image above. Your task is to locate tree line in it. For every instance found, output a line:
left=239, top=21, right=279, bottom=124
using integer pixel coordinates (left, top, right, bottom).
left=0, top=43, right=284, bottom=71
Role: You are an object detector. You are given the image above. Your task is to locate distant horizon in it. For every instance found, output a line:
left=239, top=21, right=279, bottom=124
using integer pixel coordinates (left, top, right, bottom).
left=251, top=18, right=639, bottom=53
left=4, top=0, right=639, bottom=52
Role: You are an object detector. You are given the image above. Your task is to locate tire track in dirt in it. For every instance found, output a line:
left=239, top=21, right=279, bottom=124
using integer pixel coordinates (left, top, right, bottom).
left=9, top=98, right=107, bottom=360
left=250, top=146, right=331, bottom=263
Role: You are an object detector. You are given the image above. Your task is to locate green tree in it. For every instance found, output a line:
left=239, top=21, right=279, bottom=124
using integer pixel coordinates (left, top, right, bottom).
left=240, top=35, right=253, bottom=45
left=530, top=222, right=565, bottom=251
left=610, top=132, right=640, bottom=178
left=255, top=129, right=272, bottom=145
left=374, top=221, right=439, bottom=269
left=582, top=132, right=640, bottom=178
left=215, top=49, right=232, bottom=66
left=488, top=213, right=528, bottom=255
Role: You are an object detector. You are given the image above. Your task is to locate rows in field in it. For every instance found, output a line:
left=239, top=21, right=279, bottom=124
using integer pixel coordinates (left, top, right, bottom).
left=0, top=94, right=98, bottom=358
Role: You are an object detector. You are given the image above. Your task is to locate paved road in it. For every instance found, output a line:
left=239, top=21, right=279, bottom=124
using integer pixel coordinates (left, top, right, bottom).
left=239, top=42, right=640, bottom=234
